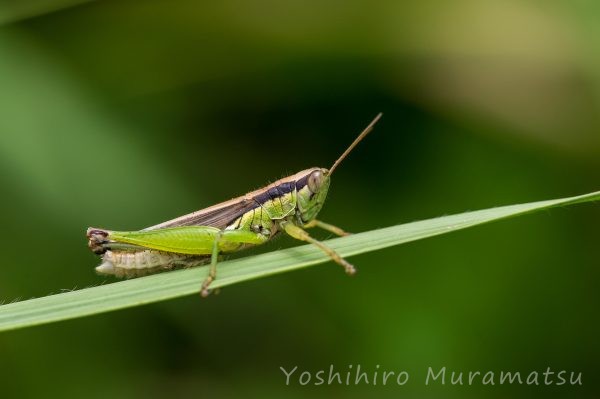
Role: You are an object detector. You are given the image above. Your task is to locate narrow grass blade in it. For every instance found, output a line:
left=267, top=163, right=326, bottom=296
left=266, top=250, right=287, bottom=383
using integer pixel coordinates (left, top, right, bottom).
left=0, top=190, right=598, bottom=332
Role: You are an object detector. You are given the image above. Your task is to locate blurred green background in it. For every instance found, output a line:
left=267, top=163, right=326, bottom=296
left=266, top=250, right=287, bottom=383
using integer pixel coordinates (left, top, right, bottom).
left=0, top=0, right=598, bottom=398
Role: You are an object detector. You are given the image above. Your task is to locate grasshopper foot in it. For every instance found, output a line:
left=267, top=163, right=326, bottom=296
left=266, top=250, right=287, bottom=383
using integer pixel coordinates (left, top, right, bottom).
left=200, top=275, right=214, bottom=298
left=343, top=262, right=357, bottom=276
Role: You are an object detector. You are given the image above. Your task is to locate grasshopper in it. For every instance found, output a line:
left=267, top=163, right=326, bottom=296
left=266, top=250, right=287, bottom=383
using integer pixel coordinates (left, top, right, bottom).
left=87, top=113, right=382, bottom=296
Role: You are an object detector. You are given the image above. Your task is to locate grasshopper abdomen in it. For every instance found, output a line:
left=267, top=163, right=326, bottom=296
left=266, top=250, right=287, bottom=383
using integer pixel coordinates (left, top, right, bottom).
left=97, top=250, right=209, bottom=278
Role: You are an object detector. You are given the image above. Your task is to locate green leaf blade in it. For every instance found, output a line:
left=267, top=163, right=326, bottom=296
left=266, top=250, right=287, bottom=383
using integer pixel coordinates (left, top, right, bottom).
left=0, top=190, right=598, bottom=332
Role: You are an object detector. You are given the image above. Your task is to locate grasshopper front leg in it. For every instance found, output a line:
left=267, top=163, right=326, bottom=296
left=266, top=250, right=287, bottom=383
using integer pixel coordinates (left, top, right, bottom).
left=303, top=219, right=351, bottom=237
left=280, top=221, right=356, bottom=275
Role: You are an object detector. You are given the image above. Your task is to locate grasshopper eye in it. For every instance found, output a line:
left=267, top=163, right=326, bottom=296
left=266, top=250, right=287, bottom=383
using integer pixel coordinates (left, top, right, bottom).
left=307, top=170, right=324, bottom=193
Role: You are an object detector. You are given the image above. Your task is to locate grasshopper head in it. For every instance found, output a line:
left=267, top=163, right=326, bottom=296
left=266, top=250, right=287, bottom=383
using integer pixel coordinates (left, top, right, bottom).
left=295, top=167, right=331, bottom=223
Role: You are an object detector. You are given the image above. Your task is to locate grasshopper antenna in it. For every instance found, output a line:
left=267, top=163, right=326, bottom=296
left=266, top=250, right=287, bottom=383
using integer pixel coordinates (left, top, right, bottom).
left=328, top=112, right=383, bottom=176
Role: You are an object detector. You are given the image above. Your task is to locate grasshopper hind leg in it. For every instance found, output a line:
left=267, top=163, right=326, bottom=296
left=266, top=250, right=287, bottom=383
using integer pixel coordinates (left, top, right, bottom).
left=200, top=232, right=222, bottom=298
left=199, top=228, right=270, bottom=297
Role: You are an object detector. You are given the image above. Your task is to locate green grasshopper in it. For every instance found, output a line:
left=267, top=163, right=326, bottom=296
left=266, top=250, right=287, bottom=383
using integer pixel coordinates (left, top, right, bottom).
left=87, top=113, right=382, bottom=296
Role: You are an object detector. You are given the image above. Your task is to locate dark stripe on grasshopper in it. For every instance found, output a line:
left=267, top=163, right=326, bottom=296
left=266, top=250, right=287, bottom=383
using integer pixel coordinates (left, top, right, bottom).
left=295, top=174, right=309, bottom=191
left=254, top=187, right=278, bottom=206
left=254, top=182, right=295, bottom=215
left=278, top=181, right=295, bottom=194
left=254, top=181, right=294, bottom=205
left=268, top=187, right=280, bottom=203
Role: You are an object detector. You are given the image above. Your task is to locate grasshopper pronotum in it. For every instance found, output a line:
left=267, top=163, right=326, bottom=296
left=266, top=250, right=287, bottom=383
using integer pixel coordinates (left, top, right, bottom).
left=87, top=113, right=382, bottom=296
